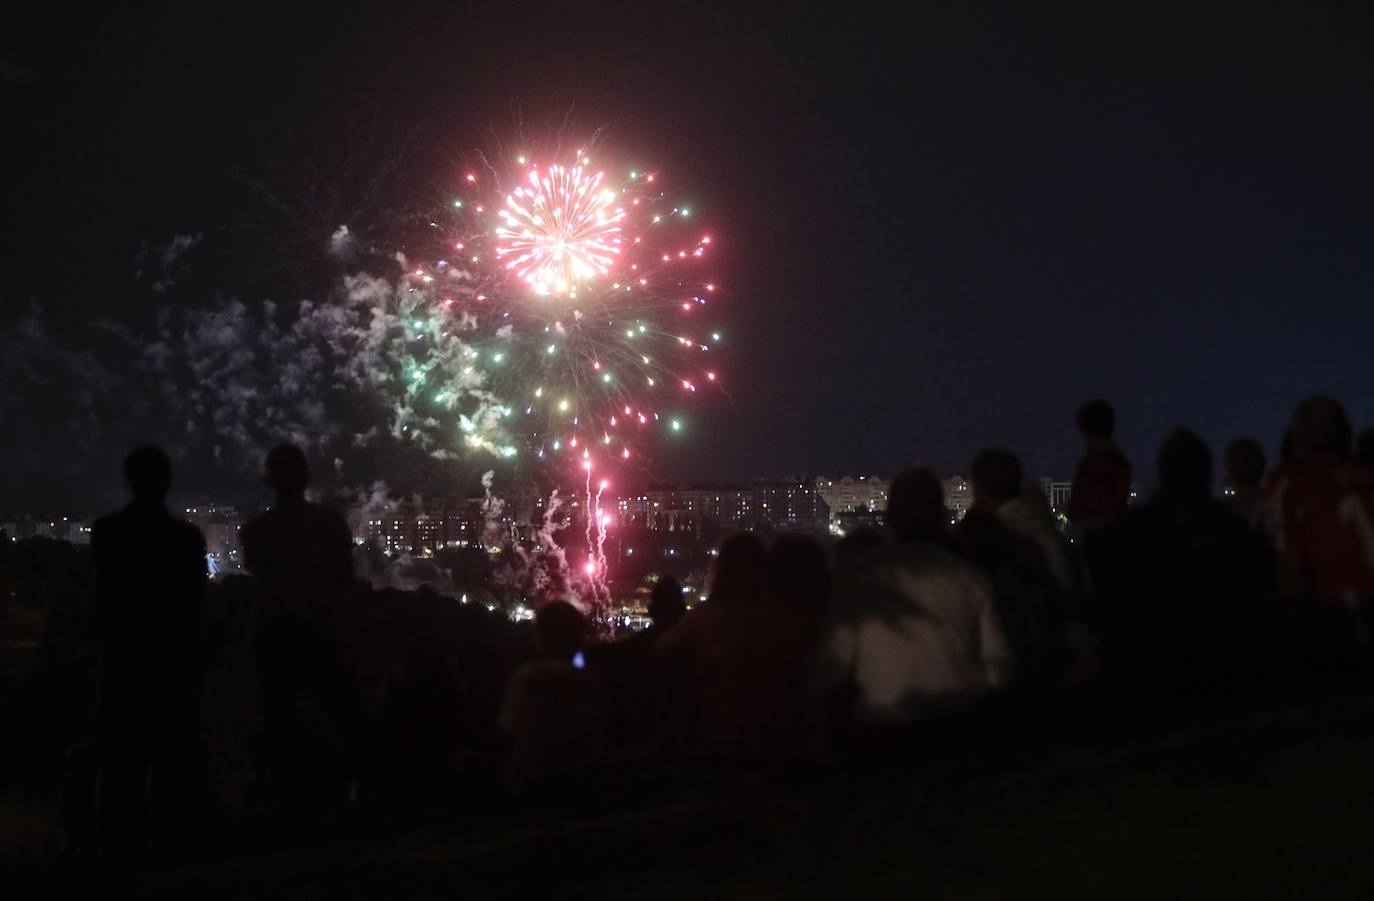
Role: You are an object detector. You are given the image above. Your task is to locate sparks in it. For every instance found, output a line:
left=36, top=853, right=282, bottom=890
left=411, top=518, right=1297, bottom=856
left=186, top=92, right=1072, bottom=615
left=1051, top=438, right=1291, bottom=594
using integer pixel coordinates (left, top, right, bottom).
left=495, top=162, right=626, bottom=297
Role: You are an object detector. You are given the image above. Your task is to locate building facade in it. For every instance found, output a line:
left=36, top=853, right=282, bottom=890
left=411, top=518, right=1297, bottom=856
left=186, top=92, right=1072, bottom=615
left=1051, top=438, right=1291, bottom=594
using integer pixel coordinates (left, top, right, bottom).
left=353, top=497, right=489, bottom=555
left=1039, top=479, right=1074, bottom=514
left=617, top=480, right=829, bottom=535
left=815, top=476, right=888, bottom=517
left=942, top=475, right=973, bottom=521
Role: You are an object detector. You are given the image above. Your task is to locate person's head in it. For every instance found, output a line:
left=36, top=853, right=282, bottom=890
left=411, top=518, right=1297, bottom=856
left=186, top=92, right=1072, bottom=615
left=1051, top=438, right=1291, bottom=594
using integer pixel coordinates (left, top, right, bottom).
left=885, top=466, right=948, bottom=542
left=123, top=445, right=172, bottom=503
left=1157, top=428, right=1212, bottom=498
left=1223, top=438, right=1266, bottom=490
left=265, top=444, right=310, bottom=501
left=1357, top=429, right=1374, bottom=470
left=1290, top=395, right=1353, bottom=458
left=709, top=533, right=769, bottom=606
left=834, top=527, right=886, bottom=566
left=534, top=599, right=586, bottom=661
left=648, top=576, right=687, bottom=631
left=970, top=448, right=1023, bottom=508
left=1077, top=399, right=1116, bottom=442
left=769, top=535, right=831, bottom=611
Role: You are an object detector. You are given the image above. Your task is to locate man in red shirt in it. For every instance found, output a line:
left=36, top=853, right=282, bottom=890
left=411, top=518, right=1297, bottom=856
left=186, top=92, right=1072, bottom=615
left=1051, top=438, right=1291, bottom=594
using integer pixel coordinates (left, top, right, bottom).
left=1270, top=396, right=1374, bottom=651
left=1067, top=399, right=1132, bottom=529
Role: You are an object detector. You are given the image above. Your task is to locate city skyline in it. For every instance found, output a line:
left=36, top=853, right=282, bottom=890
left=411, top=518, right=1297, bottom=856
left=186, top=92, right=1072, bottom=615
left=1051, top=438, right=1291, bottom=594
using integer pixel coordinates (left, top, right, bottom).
left=1, top=467, right=1114, bottom=524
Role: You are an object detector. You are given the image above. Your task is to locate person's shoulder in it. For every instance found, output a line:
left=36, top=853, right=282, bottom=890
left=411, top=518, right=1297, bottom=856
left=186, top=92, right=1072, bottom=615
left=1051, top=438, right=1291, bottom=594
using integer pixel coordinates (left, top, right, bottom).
left=1334, top=456, right=1374, bottom=490
left=92, top=510, right=123, bottom=534
left=1001, top=523, right=1052, bottom=562
left=933, top=541, right=992, bottom=579
left=92, top=505, right=150, bottom=542
left=907, top=541, right=994, bottom=603
left=873, top=539, right=978, bottom=581
left=1280, top=454, right=1348, bottom=499
left=836, top=540, right=923, bottom=588
left=90, top=511, right=122, bottom=553
left=304, top=502, right=350, bottom=529
left=656, top=605, right=713, bottom=650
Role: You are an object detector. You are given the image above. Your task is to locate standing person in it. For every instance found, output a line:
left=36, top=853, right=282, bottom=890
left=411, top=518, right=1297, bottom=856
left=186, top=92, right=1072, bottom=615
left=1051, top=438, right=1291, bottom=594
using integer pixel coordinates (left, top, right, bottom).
left=816, top=467, right=1012, bottom=728
left=655, top=533, right=774, bottom=759
left=954, top=449, right=1071, bottom=689
left=1356, top=428, right=1374, bottom=471
left=1092, top=429, right=1269, bottom=695
left=1066, top=399, right=1132, bottom=530
left=90, top=446, right=207, bottom=862
left=1270, top=397, right=1374, bottom=655
left=240, top=444, right=365, bottom=820
left=1223, top=437, right=1271, bottom=535
left=585, top=577, right=687, bottom=747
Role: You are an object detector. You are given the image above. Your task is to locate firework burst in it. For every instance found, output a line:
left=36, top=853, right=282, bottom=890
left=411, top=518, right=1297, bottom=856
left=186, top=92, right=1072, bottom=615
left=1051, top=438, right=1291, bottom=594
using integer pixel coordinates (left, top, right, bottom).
left=495, top=163, right=626, bottom=297
left=379, top=142, right=725, bottom=610
left=403, top=145, right=724, bottom=477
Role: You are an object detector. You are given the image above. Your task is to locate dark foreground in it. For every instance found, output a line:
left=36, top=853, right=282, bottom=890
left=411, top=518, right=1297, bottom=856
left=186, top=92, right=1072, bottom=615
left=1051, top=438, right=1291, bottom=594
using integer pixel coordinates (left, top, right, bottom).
left=9, top=680, right=1374, bottom=900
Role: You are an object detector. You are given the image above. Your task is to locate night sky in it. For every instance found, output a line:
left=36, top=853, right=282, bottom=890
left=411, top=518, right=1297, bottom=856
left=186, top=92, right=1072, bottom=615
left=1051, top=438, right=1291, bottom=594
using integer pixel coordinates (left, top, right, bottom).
left=3, top=3, right=1372, bottom=511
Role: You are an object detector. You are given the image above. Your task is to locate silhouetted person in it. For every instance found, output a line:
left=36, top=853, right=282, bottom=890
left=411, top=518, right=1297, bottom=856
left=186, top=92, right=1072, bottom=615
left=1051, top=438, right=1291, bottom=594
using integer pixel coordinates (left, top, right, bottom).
left=752, top=535, right=833, bottom=754
left=998, top=487, right=1081, bottom=596
left=90, top=446, right=206, bottom=861
left=586, top=577, right=686, bottom=747
left=954, top=449, right=1071, bottom=688
left=1269, top=397, right=1374, bottom=654
left=656, top=534, right=782, bottom=758
left=1094, top=428, right=1269, bottom=696
left=816, top=467, right=1011, bottom=727
left=1223, top=437, right=1270, bottom=534
left=499, top=599, right=609, bottom=798
left=648, top=575, right=688, bottom=632
left=240, top=444, right=365, bottom=819
left=1357, top=428, right=1374, bottom=471
left=1066, top=399, right=1132, bottom=529
left=884, top=466, right=955, bottom=547
left=771, top=535, right=832, bottom=618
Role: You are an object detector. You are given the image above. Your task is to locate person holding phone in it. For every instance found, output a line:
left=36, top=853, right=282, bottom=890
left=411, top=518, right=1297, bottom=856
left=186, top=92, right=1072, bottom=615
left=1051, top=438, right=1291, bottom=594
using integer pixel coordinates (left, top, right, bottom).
left=498, top=599, right=610, bottom=797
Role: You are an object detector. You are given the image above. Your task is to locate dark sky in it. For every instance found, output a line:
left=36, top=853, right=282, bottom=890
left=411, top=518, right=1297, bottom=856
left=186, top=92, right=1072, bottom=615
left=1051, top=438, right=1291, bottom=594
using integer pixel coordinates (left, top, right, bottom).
left=3, top=2, right=1373, bottom=510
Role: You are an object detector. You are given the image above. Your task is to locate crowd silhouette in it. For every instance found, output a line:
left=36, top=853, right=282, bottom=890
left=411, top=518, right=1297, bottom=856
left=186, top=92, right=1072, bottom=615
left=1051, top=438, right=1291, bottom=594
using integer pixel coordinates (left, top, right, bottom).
left=33, top=393, right=1374, bottom=864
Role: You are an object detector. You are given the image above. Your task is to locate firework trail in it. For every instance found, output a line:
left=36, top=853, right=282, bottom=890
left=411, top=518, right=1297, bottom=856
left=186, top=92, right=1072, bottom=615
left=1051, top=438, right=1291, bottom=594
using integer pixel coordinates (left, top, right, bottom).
left=480, top=469, right=507, bottom=547
left=581, top=462, right=612, bottom=608
left=385, top=140, right=726, bottom=614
